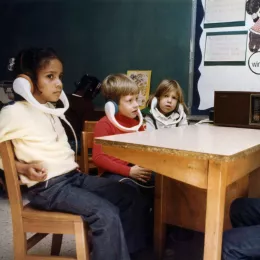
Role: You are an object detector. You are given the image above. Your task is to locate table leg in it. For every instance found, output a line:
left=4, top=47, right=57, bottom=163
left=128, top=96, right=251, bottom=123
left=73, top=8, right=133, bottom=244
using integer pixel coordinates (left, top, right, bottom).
left=203, top=161, right=228, bottom=260
left=154, top=174, right=166, bottom=260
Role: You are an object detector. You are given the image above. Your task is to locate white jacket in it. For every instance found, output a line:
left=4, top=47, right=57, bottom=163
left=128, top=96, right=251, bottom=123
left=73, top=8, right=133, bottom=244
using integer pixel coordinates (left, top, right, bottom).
left=144, top=103, right=188, bottom=131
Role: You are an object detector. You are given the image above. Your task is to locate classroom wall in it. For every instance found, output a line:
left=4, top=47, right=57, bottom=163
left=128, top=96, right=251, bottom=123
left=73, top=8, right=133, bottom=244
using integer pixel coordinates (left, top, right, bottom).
left=0, top=0, right=192, bottom=109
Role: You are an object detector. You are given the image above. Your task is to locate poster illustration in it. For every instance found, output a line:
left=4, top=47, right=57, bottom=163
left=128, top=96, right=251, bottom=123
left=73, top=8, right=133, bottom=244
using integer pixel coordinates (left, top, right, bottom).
left=246, top=0, right=260, bottom=53
left=127, top=70, right=152, bottom=109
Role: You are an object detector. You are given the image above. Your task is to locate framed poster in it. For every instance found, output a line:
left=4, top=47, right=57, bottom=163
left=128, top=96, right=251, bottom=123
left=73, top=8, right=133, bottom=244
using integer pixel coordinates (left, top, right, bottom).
left=127, top=70, right=152, bottom=109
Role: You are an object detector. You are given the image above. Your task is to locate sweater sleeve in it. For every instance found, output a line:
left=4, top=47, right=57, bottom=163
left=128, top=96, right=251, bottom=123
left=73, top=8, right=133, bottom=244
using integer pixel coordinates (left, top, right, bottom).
left=92, top=120, right=131, bottom=176
left=0, top=104, right=26, bottom=170
left=0, top=104, right=26, bottom=143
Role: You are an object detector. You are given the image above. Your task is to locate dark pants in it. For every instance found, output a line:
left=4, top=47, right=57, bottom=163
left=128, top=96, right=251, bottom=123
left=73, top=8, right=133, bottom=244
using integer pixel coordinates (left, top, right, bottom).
left=222, top=198, right=260, bottom=260
left=102, top=172, right=155, bottom=244
left=28, top=171, right=147, bottom=260
left=101, top=172, right=155, bottom=190
left=101, top=172, right=155, bottom=211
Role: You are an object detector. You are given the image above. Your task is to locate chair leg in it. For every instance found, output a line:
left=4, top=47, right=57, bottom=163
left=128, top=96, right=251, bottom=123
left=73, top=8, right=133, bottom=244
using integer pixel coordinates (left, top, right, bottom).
left=51, top=234, right=63, bottom=256
left=13, top=232, right=27, bottom=260
left=74, top=222, right=89, bottom=260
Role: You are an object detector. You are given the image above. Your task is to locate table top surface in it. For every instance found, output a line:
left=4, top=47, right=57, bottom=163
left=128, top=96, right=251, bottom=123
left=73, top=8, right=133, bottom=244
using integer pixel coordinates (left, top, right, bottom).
left=95, top=125, right=260, bottom=160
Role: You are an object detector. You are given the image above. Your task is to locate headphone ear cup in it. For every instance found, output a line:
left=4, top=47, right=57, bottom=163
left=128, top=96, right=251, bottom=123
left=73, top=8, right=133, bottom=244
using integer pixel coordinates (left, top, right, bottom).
left=106, top=100, right=118, bottom=115
left=151, top=97, right=158, bottom=108
left=17, top=74, right=34, bottom=93
left=113, top=101, right=118, bottom=114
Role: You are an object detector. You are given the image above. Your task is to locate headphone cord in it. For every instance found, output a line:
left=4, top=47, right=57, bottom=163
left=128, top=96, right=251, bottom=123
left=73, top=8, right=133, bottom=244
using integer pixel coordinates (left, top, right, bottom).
left=119, top=177, right=154, bottom=189
left=60, top=115, right=78, bottom=161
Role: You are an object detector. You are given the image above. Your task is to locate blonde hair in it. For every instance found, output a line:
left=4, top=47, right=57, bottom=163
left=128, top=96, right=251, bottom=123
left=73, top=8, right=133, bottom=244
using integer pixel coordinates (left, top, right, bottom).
left=147, top=79, right=188, bottom=114
left=101, top=74, right=139, bottom=103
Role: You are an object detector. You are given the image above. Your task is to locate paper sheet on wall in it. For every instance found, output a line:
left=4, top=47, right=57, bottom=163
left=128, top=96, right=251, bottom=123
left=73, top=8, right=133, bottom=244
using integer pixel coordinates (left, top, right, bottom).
left=204, top=33, right=247, bottom=63
left=205, top=0, right=246, bottom=24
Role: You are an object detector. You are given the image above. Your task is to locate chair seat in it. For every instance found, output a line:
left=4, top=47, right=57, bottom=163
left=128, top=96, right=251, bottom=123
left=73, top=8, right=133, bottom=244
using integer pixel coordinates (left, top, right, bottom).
left=22, top=203, right=83, bottom=222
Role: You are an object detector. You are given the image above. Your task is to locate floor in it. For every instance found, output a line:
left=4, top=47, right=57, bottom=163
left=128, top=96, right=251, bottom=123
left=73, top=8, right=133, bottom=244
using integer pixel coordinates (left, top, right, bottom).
left=0, top=192, right=204, bottom=260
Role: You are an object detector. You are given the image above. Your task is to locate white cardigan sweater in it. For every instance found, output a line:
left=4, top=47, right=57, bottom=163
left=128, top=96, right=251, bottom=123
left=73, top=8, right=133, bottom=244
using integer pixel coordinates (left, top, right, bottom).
left=0, top=101, right=78, bottom=187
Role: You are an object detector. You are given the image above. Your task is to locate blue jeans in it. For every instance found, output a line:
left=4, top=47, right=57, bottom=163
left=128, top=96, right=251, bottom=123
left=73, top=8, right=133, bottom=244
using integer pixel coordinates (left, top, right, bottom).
left=28, top=171, right=147, bottom=260
left=222, top=198, right=260, bottom=260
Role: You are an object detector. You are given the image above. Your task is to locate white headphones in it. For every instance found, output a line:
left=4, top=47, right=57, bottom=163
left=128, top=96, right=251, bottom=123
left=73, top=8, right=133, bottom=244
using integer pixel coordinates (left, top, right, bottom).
left=13, top=75, right=69, bottom=117
left=105, top=100, right=143, bottom=132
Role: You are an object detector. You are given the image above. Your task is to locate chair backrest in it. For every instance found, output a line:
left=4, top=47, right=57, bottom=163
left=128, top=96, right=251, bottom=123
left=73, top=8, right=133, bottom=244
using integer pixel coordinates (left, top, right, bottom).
left=0, top=141, right=24, bottom=218
left=83, top=121, right=97, bottom=132
left=81, top=121, right=97, bottom=173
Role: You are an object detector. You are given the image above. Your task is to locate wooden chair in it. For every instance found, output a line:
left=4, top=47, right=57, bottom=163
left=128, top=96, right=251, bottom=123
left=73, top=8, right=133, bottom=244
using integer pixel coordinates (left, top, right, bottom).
left=0, top=141, right=90, bottom=260
left=77, top=121, right=97, bottom=170
left=83, top=121, right=97, bottom=132
left=81, top=121, right=97, bottom=173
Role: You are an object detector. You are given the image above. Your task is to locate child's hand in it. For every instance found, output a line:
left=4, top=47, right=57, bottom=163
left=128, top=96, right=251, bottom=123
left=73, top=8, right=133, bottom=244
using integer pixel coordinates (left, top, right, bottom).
left=15, top=161, right=47, bottom=182
left=26, top=164, right=47, bottom=182
left=129, top=165, right=152, bottom=183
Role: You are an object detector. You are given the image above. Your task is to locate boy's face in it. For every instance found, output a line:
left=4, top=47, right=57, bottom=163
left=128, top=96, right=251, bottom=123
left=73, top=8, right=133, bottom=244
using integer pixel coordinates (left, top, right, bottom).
left=118, top=94, right=139, bottom=118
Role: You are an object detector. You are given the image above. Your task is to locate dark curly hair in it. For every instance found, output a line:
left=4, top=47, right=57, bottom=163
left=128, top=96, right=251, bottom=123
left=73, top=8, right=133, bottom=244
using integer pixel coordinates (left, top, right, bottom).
left=11, top=47, right=62, bottom=101
left=246, top=0, right=260, bottom=15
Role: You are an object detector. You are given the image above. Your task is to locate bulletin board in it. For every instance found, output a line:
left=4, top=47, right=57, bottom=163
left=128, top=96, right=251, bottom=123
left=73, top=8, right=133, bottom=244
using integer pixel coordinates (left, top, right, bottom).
left=192, top=0, right=260, bottom=115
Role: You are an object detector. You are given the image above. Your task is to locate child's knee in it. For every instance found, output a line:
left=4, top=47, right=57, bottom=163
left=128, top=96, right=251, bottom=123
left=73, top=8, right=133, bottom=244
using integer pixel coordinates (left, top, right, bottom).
left=95, top=205, right=121, bottom=229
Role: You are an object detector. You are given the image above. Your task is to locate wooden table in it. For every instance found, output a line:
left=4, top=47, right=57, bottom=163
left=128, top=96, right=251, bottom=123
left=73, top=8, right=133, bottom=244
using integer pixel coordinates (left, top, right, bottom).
left=95, top=125, right=260, bottom=260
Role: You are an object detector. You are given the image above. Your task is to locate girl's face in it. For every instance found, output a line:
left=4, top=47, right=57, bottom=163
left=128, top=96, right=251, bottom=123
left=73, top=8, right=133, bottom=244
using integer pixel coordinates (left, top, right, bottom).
left=33, top=58, right=63, bottom=104
left=158, top=90, right=178, bottom=115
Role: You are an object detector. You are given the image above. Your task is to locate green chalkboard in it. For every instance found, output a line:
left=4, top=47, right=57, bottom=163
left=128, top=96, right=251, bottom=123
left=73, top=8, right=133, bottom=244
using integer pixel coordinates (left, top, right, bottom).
left=84, top=0, right=193, bottom=108
left=0, top=0, right=192, bottom=109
